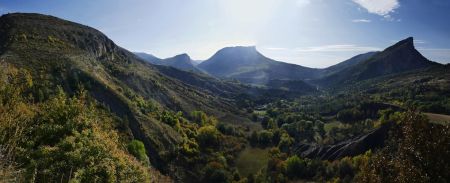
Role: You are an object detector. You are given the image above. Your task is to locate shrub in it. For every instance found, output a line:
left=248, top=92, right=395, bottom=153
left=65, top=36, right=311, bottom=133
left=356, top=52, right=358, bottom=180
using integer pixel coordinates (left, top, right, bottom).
left=191, top=111, right=217, bottom=126
left=127, top=140, right=150, bottom=166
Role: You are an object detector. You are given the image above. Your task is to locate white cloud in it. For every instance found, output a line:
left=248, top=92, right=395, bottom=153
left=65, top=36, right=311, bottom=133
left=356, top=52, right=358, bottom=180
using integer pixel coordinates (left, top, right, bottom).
left=352, top=19, right=372, bottom=23
left=296, top=0, right=311, bottom=7
left=352, top=0, right=400, bottom=16
left=295, top=44, right=380, bottom=52
left=264, top=47, right=288, bottom=50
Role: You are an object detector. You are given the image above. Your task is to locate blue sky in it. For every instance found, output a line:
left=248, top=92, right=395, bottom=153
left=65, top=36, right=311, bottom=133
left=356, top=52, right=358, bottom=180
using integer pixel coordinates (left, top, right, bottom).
left=0, top=0, right=449, bottom=68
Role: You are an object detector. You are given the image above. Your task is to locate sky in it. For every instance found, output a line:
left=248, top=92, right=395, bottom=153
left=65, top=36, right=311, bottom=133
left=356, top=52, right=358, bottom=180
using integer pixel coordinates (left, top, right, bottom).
left=0, top=0, right=449, bottom=68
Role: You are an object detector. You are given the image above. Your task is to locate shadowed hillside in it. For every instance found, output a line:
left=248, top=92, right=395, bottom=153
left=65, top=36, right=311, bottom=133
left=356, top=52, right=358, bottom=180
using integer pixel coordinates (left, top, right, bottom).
left=318, top=37, right=440, bottom=87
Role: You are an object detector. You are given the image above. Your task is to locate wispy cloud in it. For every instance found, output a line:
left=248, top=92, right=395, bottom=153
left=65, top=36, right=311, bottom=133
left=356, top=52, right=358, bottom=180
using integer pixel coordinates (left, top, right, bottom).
left=352, top=0, right=400, bottom=19
left=295, top=44, right=380, bottom=52
left=417, top=48, right=450, bottom=63
left=352, top=19, right=371, bottom=23
left=414, top=40, right=426, bottom=44
left=417, top=48, right=450, bottom=51
left=0, top=6, right=6, bottom=14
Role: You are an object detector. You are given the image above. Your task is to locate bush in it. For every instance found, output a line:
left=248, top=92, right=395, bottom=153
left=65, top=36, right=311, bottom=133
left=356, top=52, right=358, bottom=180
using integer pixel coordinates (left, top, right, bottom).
left=127, top=140, right=150, bottom=166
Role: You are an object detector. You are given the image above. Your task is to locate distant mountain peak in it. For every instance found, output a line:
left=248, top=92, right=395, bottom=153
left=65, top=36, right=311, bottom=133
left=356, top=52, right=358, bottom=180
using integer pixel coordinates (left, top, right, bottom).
left=198, top=45, right=321, bottom=83
left=216, top=46, right=258, bottom=54
left=172, top=53, right=191, bottom=60
left=223, top=45, right=256, bottom=49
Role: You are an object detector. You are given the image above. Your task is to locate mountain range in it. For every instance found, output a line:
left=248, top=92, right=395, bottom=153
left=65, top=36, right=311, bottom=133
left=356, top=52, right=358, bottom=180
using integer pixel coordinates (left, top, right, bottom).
left=136, top=37, right=440, bottom=90
left=135, top=52, right=203, bottom=74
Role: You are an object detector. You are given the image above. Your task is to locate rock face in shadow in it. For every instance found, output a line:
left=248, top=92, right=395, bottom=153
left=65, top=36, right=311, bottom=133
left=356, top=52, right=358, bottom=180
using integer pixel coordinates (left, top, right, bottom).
left=293, top=123, right=393, bottom=160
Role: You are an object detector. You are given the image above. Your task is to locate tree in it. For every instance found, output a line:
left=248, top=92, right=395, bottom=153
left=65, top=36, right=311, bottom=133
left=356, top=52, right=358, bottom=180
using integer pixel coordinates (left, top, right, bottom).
left=285, top=155, right=306, bottom=179
left=201, top=161, right=229, bottom=183
left=258, top=130, right=273, bottom=147
left=278, top=132, right=294, bottom=152
left=197, top=125, right=219, bottom=148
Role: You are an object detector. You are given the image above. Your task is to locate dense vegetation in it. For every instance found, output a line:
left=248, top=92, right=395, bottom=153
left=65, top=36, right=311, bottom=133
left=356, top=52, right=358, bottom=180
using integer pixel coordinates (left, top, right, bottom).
left=0, top=65, right=151, bottom=182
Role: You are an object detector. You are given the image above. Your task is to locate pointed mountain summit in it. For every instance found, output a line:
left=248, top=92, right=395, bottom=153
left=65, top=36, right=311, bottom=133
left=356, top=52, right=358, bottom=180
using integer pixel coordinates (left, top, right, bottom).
left=356, top=37, right=436, bottom=80
left=318, top=37, right=440, bottom=86
left=160, top=53, right=203, bottom=73
left=198, top=46, right=320, bottom=85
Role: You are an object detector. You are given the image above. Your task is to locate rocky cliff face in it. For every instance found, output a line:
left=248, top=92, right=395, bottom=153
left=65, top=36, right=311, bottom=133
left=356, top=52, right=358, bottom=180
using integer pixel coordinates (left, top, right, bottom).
left=293, top=122, right=393, bottom=160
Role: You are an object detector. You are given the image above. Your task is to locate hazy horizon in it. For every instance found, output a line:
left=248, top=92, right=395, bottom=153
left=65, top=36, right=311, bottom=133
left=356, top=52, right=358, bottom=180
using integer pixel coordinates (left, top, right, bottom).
left=1, top=0, right=449, bottom=67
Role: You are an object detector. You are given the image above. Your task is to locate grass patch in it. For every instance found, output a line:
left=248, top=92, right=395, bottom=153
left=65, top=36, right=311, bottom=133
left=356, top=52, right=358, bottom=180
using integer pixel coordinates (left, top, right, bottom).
left=253, top=110, right=266, bottom=115
left=425, top=113, right=450, bottom=125
left=324, top=121, right=345, bottom=132
left=236, top=147, right=269, bottom=177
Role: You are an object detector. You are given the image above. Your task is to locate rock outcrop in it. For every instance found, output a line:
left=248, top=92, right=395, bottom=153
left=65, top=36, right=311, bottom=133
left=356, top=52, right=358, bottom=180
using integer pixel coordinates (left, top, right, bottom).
left=293, top=122, right=393, bottom=160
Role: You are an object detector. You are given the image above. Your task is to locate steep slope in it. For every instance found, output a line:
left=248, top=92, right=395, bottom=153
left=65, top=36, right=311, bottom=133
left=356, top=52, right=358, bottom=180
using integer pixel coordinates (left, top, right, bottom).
left=318, top=37, right=440, bottom=87
left=134, top=52, right=162, bottom=64
left=198, top=46, right=321, bottom=85
left=321, top=51, right=378, bottom=76
left=153, top=65, right=249, bottom=98
left=266, top=79, right=317, bottom=92
left=0, top=13, right=250, bottom=173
